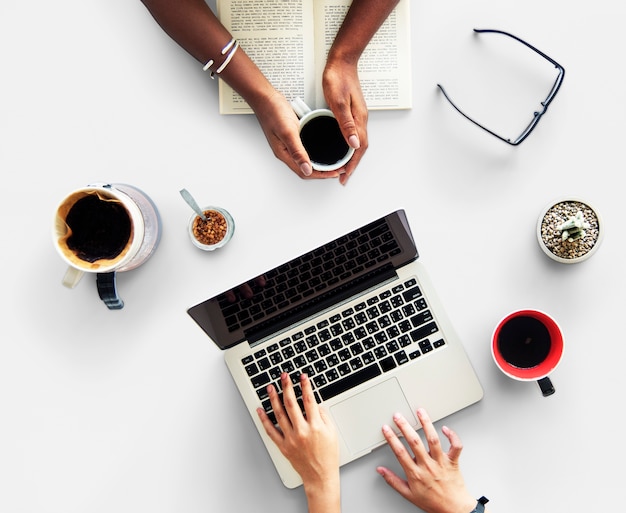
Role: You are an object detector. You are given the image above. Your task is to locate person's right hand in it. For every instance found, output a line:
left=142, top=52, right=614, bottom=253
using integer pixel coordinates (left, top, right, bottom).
left=253, top=91, right=342, bottom=181
left=376, top=408, right=480, bottom=513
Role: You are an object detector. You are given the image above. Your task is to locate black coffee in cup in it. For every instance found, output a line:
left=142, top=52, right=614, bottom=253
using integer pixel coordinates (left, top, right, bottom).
left=497, top=315, right=551, bottom=368
left=65, top=194, right=131, bottom=263
left=300, top=115, right=350, bottom=166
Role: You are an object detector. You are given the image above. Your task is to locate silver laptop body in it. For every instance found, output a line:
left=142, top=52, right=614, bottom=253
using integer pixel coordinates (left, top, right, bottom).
left=188, top=210, right=483, bottom=488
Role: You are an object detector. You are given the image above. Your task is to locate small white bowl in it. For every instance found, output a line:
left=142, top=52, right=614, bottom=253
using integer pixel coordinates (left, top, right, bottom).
left=188, top=206, right=234, bottom=251
left=536, top=198, right=603, bottom=264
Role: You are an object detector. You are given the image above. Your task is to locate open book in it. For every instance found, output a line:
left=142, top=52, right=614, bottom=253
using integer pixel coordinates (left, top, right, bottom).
left=216, top=0, right=412, bottom=114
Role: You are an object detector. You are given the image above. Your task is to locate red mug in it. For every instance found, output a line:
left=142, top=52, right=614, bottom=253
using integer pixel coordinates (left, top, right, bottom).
left=491, top=309, right=563, bottom=397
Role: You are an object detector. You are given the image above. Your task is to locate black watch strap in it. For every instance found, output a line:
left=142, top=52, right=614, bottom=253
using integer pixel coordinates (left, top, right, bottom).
left=471, top=496, right=489, bottom=513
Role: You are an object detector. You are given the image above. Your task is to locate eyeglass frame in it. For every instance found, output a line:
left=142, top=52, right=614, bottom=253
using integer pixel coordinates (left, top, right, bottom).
left=437, top=29, right=565, bottom=146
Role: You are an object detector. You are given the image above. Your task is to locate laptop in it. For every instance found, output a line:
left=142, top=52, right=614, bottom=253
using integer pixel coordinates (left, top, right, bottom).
left=188, top=209, right=483, bottom=488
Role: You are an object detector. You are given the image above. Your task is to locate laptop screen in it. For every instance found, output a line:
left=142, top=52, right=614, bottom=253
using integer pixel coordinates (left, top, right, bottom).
left=187, top=210, right=419, bottom=349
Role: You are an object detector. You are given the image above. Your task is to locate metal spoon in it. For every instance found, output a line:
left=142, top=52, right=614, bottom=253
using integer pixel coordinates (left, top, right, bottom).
left=179, top=188, right=206, bottom=221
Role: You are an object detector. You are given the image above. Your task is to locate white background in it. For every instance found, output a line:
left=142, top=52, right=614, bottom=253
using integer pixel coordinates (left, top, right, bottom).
left=1, top=1, right=624, bottom=512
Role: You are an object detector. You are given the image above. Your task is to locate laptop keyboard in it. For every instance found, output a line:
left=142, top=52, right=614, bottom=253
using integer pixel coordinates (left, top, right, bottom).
left=240, top=277, right=446, bottom=424
left=217, top=217, right=401, bottom=334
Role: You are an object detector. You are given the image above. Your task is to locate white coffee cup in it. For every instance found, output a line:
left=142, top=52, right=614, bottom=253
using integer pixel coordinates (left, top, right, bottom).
left=291, top=97, right=355, bottom=171
left=52, top=183, right=161, bottom=309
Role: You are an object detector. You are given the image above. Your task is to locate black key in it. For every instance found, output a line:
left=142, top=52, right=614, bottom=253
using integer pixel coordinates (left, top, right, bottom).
left=313, top=374, right=327, bottom=388
left=349, top=342, right=364, bottom=356
left=380, top=356, right=397, bottom=372
left=306, top=334, right=320, bottom=347
left=305, top=349, right=319, bottom=362
left=325, top=368, right=339, bottom=382
left=410, top=321, right=439, bottom=342
left=338, top=348, right=351, bottom=362
left=251, top=372, right=270, bottom=389
left=363, top=351, right=375, bottom=365
left=411, top=310, right=433, bottom=328
left=419, top=339, right=434, bottom=353
left=318, top=343, right=331, bottom=356
left=414, top=298, right=427, bottom=311
left=433, top=338, right=446, bottom=348
left=402, top=286, right=422, bottom=302
left=354, top=327, right=368, bottom=340
left=349, top=357, right=364, bottom=370
left=398, top=334, right=411, bottom=347
left=318, top=329, right=332, bottom=342
left=314, top=360, right=328, bottom=373
left=269, top=352, right=283, bottom=365
left=245, top=363, right=259, bottom=376
left=319, top=364, right=382, bottom=401
left=379, top=300, right=392, bottom=313
left=326, top=354, right=340, bottom=367
left=363, top=337, right=376, bottom=350
left=394, top=350, right=409, bottom=365
left=269, top=367, right=282, bottom=380
left=337, top=363, right=351, bottom=376
left=355, top=312, right=368, bottom=325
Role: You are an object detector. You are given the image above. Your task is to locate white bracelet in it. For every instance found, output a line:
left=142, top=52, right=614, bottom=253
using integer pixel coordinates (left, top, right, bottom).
left=220, top=38, right=236, bottom=55
left=215, top=40, right=239, bottom=75
left=202, top=38, right=239, bottom=78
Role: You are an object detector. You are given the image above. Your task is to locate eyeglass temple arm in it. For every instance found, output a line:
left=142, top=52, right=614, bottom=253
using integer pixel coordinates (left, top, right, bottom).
left=473, top=29, right=564, bottom=71
left=436, top=84, right=519, bottom=145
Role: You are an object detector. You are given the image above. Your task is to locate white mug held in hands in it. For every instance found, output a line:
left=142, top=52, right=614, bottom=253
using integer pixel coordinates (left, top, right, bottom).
left=291, top=97, right=355, bottom=172
left=53, top=183, right=161, bottom=310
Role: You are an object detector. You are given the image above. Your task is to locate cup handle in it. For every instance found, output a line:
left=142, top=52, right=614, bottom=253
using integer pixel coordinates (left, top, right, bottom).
left=291, top=97, right=311, bottom=119
left=62, top=266, right=84, bottom=289
left=537, top=377, right=555, bottom=397
left=96, top=272, right=125, bottom=310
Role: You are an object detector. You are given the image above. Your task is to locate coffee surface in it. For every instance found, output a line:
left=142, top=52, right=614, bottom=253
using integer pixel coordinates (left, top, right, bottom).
left=66, top=195, right=131, bottom=262
left=498, top=315, right=551, bottom=369
left=300, top=115, right=349, bottom=165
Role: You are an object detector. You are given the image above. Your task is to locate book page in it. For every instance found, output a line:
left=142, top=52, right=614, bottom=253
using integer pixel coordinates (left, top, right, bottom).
left=217, top=0, right=316, bottom=114
left=313, top=0, right=412, bottom=110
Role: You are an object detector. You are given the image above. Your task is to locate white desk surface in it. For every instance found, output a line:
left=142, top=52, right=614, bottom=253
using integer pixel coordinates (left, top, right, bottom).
left=1, top=1, right=624, bottom=512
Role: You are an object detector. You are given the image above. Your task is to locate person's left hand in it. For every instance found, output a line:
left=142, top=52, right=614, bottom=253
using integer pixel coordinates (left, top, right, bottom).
left=322, top=59, right=369, bottom=185
left=257, top=373, right=339, bottom=486
left=257, top=372, right=340, bottom=507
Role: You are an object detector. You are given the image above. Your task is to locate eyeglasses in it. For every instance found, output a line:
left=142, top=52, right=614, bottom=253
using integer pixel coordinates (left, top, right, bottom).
left=437, top=29, right=565, bottom=146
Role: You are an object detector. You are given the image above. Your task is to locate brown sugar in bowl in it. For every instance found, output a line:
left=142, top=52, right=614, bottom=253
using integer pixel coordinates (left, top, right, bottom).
left=188, top=206, right=234, bottom=250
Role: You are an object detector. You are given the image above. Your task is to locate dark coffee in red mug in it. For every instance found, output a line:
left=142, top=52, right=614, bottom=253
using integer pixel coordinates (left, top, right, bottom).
left=492, top=309, right=563, bottom=397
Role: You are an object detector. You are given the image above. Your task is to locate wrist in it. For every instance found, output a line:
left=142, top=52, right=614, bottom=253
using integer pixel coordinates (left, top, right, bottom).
left=303, top=474, right=341, bottom=513
left=326, top=46, right=360, bottom=69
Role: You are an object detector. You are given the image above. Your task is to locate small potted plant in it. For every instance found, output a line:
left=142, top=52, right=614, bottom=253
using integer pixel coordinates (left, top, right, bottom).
left=537, top=198, right=603, bottom=264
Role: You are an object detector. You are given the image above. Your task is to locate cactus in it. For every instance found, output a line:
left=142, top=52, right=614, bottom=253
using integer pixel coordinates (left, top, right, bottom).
left=557, top=211, right=590, bottom=242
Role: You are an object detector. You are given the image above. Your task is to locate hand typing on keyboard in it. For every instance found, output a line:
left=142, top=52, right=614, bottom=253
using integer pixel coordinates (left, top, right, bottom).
left=376, top=409, right=488, bottom=513
left=257, top=373, right=341, bottom=513
left=258, top=380, right=489, bottom=513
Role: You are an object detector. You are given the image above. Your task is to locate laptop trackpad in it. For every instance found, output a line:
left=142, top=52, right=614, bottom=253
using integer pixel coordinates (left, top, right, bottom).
left=329, top=378, right=418, bottom=454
